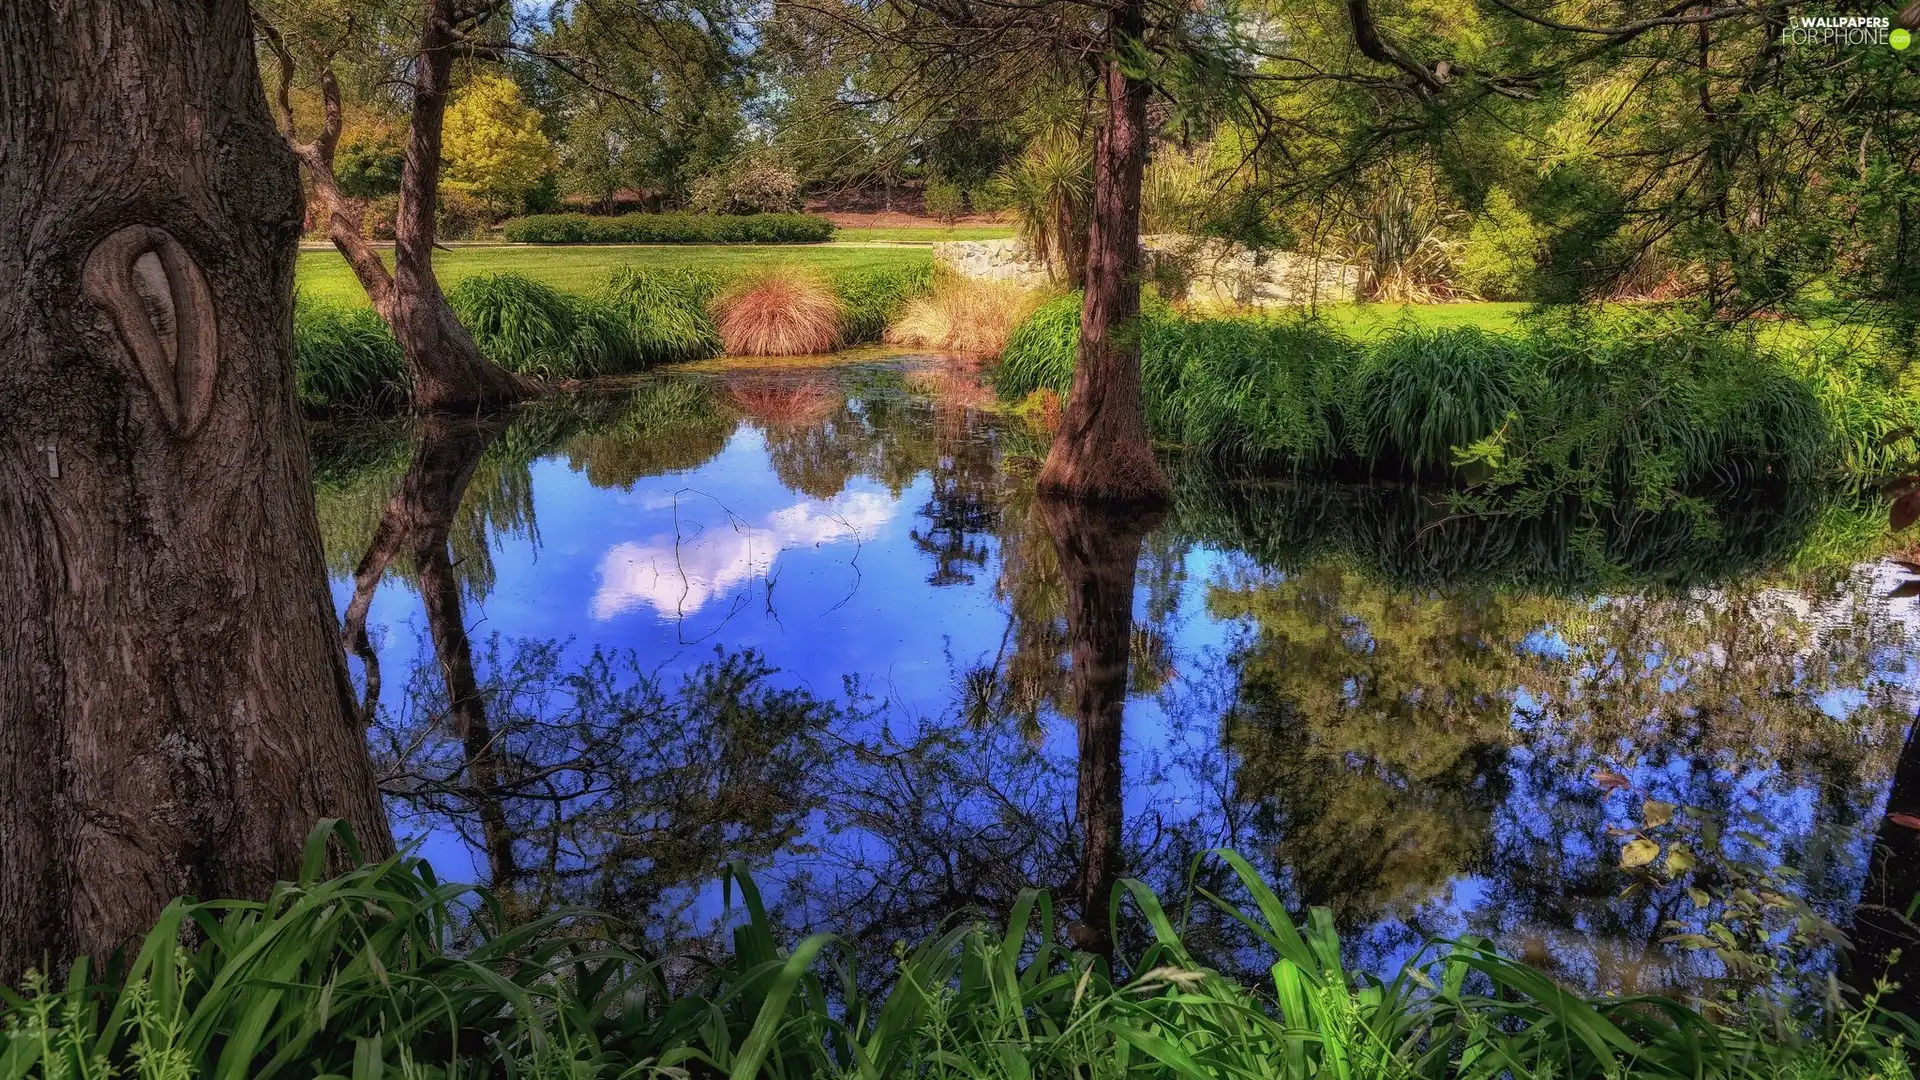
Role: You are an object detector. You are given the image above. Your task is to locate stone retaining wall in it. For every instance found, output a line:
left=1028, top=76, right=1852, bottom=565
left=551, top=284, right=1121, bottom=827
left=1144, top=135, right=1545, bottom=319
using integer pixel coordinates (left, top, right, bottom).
left=932, top=236, right=1360, bottom=307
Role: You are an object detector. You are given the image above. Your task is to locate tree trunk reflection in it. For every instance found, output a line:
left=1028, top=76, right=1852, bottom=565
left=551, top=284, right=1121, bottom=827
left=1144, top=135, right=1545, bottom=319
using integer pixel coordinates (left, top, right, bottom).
left=345, top=417, right=518, bottom=892
left=1042, top=496, right=1163, bottom=962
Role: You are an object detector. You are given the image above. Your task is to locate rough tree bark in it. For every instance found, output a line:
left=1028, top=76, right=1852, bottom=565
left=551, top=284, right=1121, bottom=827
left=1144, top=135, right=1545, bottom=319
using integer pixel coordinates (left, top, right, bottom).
left=1042, top=498, right=1164, bottom=962
left=1847, top=719, right=1920, bottom=1019
left=343, top=419, right=518, bottom=892
left=1036, top=2, right=1169, bottom=505
left=0, top=0, right=395, bottom=984
left=262, top=0, right=531, bottom=415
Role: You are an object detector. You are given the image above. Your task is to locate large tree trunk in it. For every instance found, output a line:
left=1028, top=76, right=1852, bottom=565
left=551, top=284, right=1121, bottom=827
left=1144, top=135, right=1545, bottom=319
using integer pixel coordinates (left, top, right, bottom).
left=387, top=0, right=530, bottom=414
left=0, top=0, right=395, bottom=983
left=1036, top=15, right=1168, bottom=505
left=1042, top=498, right=1163, bottom=962
left=1847, top=719, right=1920, bottom=1019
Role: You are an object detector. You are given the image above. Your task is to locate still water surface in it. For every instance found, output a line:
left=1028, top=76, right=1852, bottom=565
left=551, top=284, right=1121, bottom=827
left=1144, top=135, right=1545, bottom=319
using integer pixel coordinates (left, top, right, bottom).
left=313, top=357, right=1920, bottom=999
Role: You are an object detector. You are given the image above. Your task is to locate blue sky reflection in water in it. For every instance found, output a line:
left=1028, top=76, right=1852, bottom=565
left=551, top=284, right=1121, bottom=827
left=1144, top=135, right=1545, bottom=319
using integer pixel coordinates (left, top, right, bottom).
left=315, top=359, right=1920, bottom=998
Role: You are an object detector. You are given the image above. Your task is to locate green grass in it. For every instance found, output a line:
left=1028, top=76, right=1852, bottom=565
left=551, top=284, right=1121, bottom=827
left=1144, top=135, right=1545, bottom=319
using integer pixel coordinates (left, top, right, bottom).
left=835, top=224, right=1018, bottom=243
left=292, top=302, right=407, bottom=412
left=997, top=295, right=1919, bottom=504
left=1314, top=301, right=1527, bottom=335
left=295, top=246, right=933, bottom=308
left=294, top=262, right=932, bottom=411
left=0, top=824, right=1908, bottom=1080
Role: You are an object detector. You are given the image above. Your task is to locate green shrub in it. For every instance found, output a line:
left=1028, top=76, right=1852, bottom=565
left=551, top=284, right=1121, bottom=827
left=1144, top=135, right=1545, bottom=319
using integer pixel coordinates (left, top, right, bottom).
left=0, top=827, right=1905, bottom=1080
left=1458, top=187, right=1545, bottom=301
left=293, top=298, right=406, bottom=412
left=500, top=211, right=833, bottom=244
left=922, top=179, right=966, bottom=222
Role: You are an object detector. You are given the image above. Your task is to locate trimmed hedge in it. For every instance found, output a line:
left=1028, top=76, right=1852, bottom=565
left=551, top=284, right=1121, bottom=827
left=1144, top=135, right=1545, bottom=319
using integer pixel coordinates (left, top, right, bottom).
left=500, top=212, right=834, bottom=245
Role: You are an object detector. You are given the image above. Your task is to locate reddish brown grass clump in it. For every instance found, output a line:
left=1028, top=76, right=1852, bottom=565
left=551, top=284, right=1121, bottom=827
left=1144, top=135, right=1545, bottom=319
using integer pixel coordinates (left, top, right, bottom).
left=725, top=377, right=836, bottom=427
left=713, top=271, right=843, bottom=356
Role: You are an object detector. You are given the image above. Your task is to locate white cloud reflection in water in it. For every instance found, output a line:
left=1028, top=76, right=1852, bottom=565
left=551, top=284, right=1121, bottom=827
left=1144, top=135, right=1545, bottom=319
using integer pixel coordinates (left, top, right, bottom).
left=590, top=490, right=896, bottom=620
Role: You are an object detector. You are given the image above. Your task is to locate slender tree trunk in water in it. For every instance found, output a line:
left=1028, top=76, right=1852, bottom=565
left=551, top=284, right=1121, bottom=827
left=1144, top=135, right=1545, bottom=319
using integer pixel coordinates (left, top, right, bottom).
left=1042, top=498, right=1164, bottom=962
left=0, top=0, right=394, bottom=984
left=344, top=419, right=518, bottom=891
left=1036, top=13, right=1168, bottom=504
left=1847, top=720, right=1920, bottom=1019
left=388, top=0, right=531, bottom=414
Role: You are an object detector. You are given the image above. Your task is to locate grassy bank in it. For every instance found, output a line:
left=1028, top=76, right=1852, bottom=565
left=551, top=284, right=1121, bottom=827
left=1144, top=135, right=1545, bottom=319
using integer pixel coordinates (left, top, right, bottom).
left=295, top=246, right=933, bottom=307
left=295, top=263, right=931, bottom=410
left=0, top=826, right=1905, bottom=1080
left=998, top=294, right=1918, bottom=504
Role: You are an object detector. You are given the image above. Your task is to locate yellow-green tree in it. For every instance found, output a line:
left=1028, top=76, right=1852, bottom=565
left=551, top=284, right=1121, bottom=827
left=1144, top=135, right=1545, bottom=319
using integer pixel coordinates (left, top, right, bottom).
left=442, top=73, right=554, bottom=216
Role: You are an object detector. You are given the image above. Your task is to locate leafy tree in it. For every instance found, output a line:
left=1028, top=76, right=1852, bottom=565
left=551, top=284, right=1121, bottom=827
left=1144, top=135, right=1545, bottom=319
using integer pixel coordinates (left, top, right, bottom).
left=535, top=3, right=747, bottom=208
left=443, top=72, right=556, bottom=215
left=336, top=129, right=406, bottom=198
left=257, top=0, right=530, bottom=412
left=1458, top=187, right=1544, bottom=300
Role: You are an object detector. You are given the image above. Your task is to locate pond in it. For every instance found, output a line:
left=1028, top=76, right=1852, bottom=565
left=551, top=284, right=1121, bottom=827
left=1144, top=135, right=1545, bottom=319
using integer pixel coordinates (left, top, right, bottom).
left=313, top=355, right=1920, bottom=1006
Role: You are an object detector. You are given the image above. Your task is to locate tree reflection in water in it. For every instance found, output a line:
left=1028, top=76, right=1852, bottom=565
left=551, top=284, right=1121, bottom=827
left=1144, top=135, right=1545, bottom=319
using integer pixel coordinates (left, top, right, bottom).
left=311, top=365, right=1920, bottom=1002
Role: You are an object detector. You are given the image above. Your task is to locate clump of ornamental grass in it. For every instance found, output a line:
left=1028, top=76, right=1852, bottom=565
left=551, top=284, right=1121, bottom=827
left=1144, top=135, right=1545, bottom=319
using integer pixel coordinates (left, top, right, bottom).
left=834, top=263, right=935, bottom=344
left=292, top=298, right=408, bottom=413
left=600, top=266, right=725, bottom=366
left=1349, top=324, right=1531, bottom=474
left=446, top=273, right=643, bottom=379
left=712, top=268, right=844, bottom=356
left=994, top=291, right=1086, bottom=399
left=886, top=275, right=1047, bottom=356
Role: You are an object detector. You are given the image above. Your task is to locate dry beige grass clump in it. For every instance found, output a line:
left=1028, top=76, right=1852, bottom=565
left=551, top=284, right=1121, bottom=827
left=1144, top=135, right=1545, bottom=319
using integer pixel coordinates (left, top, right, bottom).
left=885, top=277, right=1044, bottom=357
left=713, top=270, right=842, bottom=356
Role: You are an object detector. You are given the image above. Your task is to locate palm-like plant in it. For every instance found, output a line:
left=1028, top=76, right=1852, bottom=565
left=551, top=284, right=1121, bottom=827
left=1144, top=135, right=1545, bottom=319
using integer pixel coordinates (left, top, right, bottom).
left=1345, top=183, right=1466, bottom=303
left=992, top=128, right=1093, bottom=285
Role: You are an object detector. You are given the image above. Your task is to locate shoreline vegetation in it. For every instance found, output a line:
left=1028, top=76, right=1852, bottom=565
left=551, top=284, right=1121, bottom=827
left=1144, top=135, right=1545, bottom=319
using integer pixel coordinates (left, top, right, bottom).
left=994, top=293, right=1920, bottom=503
left=1, top=825, right=1910, bottom=1080
left=295, top=256, right=1918, bottom=512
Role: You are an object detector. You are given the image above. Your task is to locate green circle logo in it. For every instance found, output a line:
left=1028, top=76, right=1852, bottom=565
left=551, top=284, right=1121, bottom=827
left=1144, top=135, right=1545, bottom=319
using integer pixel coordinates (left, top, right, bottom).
left=1896, top=27, right=1913, bottom=48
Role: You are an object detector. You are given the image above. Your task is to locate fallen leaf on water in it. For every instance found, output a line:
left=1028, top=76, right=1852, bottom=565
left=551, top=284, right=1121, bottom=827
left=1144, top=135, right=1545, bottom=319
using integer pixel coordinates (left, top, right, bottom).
left=1888, top=812, right=1920, bottom=830
left=1621, top=837, right=1660, bottom=869
left=1665, top=844, right=1696, bottom=875
left=1593, top=770, right=1630, bottom=793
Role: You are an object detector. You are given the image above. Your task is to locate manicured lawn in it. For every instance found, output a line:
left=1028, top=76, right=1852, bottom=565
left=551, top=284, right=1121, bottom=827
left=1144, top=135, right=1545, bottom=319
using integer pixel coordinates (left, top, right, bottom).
left=835, top=225, right=1016, bottom=243
left=296, top=245, right=935, bottom=307
left=1313, top=301, right=1528, bottom=335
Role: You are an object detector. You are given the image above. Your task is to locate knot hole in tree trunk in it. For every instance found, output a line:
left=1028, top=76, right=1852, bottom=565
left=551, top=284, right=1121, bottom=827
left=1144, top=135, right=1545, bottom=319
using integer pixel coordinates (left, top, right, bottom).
left=83, top=225, right=220, bottom=437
